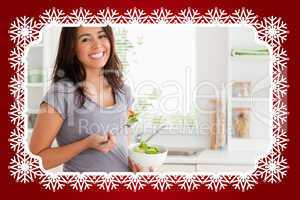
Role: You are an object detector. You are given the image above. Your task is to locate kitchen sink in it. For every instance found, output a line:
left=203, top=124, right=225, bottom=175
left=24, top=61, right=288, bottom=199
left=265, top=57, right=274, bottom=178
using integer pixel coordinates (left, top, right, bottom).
left=167, top=148, right=205, bottom=156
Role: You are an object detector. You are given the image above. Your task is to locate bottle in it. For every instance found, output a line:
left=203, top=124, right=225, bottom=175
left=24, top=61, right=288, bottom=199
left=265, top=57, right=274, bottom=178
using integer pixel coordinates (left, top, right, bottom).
left=209, top=109, right=218, bottom=149
left=233, top=107, right=250, bottom=138
left=209, top=97, right=227, bottom=150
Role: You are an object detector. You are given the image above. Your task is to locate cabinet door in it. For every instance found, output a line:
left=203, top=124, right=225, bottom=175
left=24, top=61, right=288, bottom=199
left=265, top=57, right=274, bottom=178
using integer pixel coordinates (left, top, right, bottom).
left=196, top=164, right=254, bottom=173
left=159, top=164, right=196, bottom=172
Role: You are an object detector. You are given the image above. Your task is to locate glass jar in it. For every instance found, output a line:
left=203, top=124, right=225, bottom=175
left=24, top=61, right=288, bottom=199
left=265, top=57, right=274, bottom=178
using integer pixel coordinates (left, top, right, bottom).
left=233, top=107, right=250, bottom=138
left=232, top=81, right=251, bottom=97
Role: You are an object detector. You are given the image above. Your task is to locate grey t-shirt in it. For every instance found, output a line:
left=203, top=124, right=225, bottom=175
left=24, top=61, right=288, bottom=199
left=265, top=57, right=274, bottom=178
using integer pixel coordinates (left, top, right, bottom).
left=41, top=79, right=134, bottom=172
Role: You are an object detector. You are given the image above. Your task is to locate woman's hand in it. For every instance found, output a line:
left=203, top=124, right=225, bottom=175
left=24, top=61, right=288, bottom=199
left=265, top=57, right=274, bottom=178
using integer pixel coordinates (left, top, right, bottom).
left=86, top=132, right=116, bottom=153
left=128, top=157, right=143, bottom=172
left=128, top=157, right=157, bottom=172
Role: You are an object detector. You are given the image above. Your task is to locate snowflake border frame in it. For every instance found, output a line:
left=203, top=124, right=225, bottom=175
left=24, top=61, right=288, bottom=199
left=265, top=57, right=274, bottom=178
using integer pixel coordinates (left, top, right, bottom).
left=8, top=7, right=289, bottom=192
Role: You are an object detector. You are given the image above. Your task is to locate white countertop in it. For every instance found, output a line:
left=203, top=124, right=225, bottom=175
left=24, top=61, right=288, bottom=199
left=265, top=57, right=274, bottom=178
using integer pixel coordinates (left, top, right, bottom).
left=165, top=149, right=266, bottom=165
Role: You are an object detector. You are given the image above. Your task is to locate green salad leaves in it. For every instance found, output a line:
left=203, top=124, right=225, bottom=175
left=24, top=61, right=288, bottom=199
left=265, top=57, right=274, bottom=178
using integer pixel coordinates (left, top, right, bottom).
left=133, top=141, right=160, bottom=154
left=128, top=110, right=139, bottom=125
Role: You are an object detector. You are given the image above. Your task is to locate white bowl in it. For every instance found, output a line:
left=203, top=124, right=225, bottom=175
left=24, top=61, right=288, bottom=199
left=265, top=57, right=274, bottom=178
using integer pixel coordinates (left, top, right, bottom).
left=128, top=143, right=168, bottom=168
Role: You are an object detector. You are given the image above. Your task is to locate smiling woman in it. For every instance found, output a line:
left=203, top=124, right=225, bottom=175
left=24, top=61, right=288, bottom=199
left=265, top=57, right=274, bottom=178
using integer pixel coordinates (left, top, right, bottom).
left=29, top=26, right=145, bottom=172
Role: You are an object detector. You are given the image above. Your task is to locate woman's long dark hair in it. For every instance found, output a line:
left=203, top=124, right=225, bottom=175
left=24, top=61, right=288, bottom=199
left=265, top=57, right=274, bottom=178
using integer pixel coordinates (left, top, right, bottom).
left=52, top=26, right=124, bottom=107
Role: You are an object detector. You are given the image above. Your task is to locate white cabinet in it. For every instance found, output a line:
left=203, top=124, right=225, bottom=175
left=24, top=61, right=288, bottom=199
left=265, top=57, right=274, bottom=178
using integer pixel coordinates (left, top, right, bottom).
left=193, top=26, right=272, bottom=152
left=196, top=164, right=254, bottom=173
left=25, top=26, right=62, bottom=145
left=156, top=27, right=272, bottom=174
left=162, top=149, right=259, bottom=173
left=226, top=26, right=272, bottom=152
left=159, top=164, right=197, bottom=172
left=159, top=163, right=254, bottom=173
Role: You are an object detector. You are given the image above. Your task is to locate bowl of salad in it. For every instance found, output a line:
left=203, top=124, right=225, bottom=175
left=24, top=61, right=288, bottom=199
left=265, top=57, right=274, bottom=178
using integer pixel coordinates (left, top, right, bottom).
left=128, top=141, right=168, bottom=169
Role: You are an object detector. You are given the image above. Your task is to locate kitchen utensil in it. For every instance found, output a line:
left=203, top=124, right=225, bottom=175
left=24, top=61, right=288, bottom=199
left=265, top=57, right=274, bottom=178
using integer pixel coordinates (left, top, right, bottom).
left=143, top=125, right=166, bottom=143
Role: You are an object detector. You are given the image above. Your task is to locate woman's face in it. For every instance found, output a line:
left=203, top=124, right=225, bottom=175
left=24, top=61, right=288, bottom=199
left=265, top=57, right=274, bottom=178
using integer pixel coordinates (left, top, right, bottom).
left=75, top=27, right=111, bottom=70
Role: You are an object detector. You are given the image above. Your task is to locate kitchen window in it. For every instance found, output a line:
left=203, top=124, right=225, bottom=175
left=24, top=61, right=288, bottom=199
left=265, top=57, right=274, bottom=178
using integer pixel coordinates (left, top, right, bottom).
left=114, top=25, right=197, bottom=134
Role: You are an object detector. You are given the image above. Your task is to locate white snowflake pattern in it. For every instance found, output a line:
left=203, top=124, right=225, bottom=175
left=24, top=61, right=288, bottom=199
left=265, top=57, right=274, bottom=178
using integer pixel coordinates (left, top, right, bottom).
left=202, top=175, right=230, bottom=191
left=229, top=8, right=258, bottom=24
left=94, top=173, right=122, bottom=191
left=256, top=153, right=288, bottom=183
left=39, top=172, right=68, bottom=191
left=202, top=8, right=229, bottom=24
left=7, top=7, right=289, bottom=192
left=68, top=174, right=94, bottom=191
left=9, top=73, right=25, bottom=99
left=38, top=7, right=67, bottom=26
left=272, top=46, right=289, bottom=73
left=9, top=100, right=24, bottom=127
left=149, top=8, right=175, bottom=24
left=9, top=152, right=41, bottom=183
left=95, top=8, right=121, bottom=24
left=67, top=8, right=95, bottom=24
left=148, top=174, right=176, bottom=191
left=122, top=8, right=148, bottom=24
left=122, top=174, right=148, bottom=192
left=272, top=126, right=288, bottom=153
left=8, top=127, right=24, bottom=154
left=176, top=174, right=202, bottom=191
left=176, top=8, right=202, bottom=24
left=273, top=100, right=288, bottom=127
left=9, top=16, right=40, bottom=47
left=9, top=46, right=25, bottom=72
left=9, top=127, right=25, bottom=154
left=230, top=174, right=257, bottom=191
left=255, top=16, right=288, bottom=47
left=272, top=74, right=288, bottom=99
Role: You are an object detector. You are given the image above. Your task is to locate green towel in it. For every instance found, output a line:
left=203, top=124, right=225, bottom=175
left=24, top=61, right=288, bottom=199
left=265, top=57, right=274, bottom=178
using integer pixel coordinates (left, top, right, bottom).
left=231, top=48, right=269, bottom=57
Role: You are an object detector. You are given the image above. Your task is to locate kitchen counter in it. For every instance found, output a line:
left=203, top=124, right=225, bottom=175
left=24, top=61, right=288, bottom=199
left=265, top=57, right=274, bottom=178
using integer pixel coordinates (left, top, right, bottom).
left=165, top=149, right=265, bottom=165
left=159, top=149, right=267, bottom=173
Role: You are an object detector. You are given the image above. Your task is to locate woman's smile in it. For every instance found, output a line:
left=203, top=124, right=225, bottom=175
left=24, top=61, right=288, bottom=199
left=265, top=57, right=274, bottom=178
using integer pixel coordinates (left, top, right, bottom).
left=75, top=27, right=111, bottom=69
left=89, top=51, right=105, bottom=60
left=89, top=52, right=104, bottom=59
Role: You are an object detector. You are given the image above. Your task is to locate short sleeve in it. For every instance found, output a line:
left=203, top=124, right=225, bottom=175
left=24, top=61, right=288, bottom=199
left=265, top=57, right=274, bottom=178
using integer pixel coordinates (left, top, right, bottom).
left=123, top=84, right=135, bottom=109
left=41, top=81, right=69, bottom=119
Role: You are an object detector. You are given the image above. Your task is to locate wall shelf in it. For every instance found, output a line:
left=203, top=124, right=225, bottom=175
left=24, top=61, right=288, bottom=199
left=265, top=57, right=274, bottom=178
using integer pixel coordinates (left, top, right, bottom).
left=226, top=27, right=272, bottom=151
left=230, top=55, right=271, bottom=61
left=231, top=97, right=270, bottom=103
left=26, top=83, right=44, bottom=87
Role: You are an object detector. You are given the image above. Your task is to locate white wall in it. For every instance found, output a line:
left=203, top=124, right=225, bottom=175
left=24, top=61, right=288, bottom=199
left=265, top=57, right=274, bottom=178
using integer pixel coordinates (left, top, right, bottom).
left=152, top=27, right=230, bottom=149
left=195, top=27, right=229, bottom=94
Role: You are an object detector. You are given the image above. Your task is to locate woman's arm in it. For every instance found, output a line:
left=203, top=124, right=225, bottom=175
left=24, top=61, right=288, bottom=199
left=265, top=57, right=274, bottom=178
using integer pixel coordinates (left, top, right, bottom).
left=30, top=103, right=114, bottom=170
